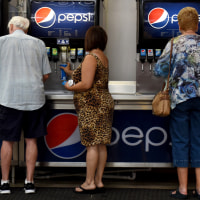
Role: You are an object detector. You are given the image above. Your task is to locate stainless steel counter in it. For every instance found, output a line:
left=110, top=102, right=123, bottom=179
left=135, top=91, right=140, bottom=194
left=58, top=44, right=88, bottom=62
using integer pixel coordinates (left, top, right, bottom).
left=45, top=91, right=155, bottom=110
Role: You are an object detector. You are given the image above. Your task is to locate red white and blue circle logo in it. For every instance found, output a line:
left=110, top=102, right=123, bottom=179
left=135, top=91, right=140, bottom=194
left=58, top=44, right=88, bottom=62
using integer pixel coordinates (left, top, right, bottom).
left=34, top=7, right=56, bottom=28
left=45, top=113, right=86, bottom=159
left=148, top=8, right=169, bottom=29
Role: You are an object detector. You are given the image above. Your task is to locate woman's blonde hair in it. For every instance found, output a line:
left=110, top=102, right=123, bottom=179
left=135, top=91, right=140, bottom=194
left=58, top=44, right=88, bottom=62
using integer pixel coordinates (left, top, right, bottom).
left=178, top=7, right=199, bottom=32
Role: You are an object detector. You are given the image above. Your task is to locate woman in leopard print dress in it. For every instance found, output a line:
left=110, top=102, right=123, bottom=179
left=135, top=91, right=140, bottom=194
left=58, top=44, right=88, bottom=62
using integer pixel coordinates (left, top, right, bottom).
left=62, top=26, right=114, bottom=193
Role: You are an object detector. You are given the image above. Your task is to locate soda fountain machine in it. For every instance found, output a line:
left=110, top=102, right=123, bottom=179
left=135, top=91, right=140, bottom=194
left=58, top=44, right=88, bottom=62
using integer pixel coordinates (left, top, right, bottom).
left=28, top=0, right=99, bottom=93
left=136, top=0, right=200, bottom=94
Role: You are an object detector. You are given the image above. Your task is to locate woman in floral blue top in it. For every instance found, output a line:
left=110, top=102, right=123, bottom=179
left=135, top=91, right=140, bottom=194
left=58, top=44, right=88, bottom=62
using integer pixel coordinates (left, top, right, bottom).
left=154, top=7, right=200, bottom=200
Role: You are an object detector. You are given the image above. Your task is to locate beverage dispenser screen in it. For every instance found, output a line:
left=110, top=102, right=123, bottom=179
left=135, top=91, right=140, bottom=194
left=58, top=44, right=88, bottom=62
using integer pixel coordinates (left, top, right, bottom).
left=137, top=0, right=200, bottom=50
left=30, top=0, right=99, bottom=38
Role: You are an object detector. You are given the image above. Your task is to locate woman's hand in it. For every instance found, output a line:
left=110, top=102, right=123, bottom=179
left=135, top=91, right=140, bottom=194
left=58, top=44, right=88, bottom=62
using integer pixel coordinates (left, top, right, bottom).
left=63, top=80, right=74, bottom=91
left=62, top=54, right=97, bottom=92
left=60, top=62, right=73, bottom=76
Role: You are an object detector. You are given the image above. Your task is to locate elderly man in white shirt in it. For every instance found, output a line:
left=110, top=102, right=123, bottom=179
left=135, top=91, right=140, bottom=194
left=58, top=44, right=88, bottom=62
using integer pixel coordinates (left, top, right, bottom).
left=0, top=16, right=51, bottom=194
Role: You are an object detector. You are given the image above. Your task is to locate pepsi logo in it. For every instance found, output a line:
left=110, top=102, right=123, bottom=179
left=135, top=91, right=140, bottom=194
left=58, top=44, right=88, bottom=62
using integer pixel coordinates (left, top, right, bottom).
left=35, top=7, right=56, bottom=28
left=45, top=113, right=86, bottom=159
left=148, top=8, right=169, bottom=29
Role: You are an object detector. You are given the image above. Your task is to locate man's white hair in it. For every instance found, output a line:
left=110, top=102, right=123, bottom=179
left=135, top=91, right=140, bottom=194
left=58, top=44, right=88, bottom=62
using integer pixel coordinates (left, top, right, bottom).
left=8, top=16, right=30, bottom=31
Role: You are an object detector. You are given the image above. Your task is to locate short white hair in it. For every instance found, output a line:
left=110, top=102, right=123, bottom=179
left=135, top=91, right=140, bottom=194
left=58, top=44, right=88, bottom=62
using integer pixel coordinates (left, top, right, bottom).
left=8, top=16, right=30, bottom=31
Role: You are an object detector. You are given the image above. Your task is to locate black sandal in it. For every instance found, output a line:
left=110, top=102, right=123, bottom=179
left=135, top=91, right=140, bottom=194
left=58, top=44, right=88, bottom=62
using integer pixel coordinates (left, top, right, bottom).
left=193, top=190, right=200, bottom=199
left=74, top=186, right=96, bottom=194
left=170, top=189, right=188, bottom=199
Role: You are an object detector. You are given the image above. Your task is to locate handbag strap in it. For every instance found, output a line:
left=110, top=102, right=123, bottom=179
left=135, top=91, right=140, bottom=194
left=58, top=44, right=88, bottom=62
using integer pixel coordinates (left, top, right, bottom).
left=166, top=38, right=174, bottom=90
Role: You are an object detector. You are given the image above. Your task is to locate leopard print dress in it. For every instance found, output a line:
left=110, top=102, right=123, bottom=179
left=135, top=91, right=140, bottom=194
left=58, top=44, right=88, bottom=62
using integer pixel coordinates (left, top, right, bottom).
left=72, top=53, right=114, bottom=147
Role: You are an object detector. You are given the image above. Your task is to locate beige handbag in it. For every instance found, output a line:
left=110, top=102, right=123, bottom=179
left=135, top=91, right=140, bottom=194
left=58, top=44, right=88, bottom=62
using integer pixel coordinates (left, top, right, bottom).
left=152, top=38, right=173, bottom=117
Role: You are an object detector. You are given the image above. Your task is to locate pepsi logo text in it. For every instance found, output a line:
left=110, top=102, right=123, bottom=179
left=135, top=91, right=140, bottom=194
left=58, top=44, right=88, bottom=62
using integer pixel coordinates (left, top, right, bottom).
left=58, top=12, right=93, bottom=24
left=110, top=126, right=168, bottom=152
left=34, top=7, right=93, bottom=28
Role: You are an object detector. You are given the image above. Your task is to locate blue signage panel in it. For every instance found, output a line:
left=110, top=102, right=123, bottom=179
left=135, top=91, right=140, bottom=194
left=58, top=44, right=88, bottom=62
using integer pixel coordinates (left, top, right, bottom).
left=107, top=110, right=171, bottom=163
left=143, top=2, right=200, bottom=39
left=30, top=1, right=96, bottom=38
left=37, top=110, right=172, bottom=163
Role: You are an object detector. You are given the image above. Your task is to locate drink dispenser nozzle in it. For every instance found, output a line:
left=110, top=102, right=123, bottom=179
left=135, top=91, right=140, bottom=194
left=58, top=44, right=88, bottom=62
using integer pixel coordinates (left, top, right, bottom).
left=52, top=48, right=59, bottom=72
left=154, top=49, right=162, bottom=63
left=46, top=47, right=51, bottom=61
left=70, top=48, right=77, bottom=70
left=147, top=49, right=154, bottom=71
left=77, top=48, right=84, bottom=62
left=60, top=46, right=68, bottom=63
left=140, top=49, right=146, bottom=71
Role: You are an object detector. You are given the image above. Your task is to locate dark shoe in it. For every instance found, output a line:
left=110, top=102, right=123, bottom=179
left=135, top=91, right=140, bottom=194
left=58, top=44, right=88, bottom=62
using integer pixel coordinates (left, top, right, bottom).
left=74, top=186, right=96, bottom=194
left=193, top=190, right=200, bottom=199
left=0, top=182, right=11, bottom=194
left=96, top=187, right=106, bottom=193
left=24, top=182, right=36, bottom=194
left=170, top=189, right=188, bottom=199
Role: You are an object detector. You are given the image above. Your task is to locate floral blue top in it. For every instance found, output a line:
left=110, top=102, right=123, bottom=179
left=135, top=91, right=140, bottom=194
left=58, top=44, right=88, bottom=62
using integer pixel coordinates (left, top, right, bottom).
left=154, top=35, right=200, bottom=109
